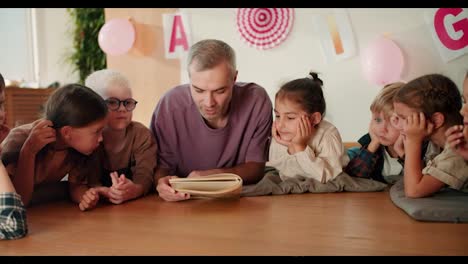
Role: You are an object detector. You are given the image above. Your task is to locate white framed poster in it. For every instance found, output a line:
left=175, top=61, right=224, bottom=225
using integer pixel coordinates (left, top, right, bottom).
left=313, top=9, right=357, bottom=63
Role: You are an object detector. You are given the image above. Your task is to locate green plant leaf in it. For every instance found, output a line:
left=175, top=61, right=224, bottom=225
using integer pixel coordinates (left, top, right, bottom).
left=66, top=8, right=106, bottom=84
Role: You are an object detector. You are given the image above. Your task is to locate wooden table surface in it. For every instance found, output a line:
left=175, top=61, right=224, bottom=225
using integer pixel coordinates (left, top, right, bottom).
left=1, top=191, right=467, bottom=256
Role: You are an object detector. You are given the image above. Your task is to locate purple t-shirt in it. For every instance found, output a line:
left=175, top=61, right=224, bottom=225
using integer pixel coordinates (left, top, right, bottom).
left=150, top=82, right=272, bottom=177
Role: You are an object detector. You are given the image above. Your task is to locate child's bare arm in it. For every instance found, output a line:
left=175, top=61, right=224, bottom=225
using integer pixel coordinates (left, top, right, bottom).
left=0, top=162, right=15, bottom=193
left=403, top=113, right=445, bottom=197
left=404, top=139, right=445, bottom=197
left=0, top=162, right=28, bottom=240
left=445, top=125, right=468, bottom=160
left=289, top=116, right=315, bottom=154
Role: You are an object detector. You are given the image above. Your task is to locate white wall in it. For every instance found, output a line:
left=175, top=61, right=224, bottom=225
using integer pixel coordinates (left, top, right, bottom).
left=0, top=8, right=78, bottom=87
left=181, top=8, right=468, bottom=141
left=2, top=8, right=466, bottom=141
left=0, top=8, right=35, bottom=83
left=35, top=8, right=78, bottom=87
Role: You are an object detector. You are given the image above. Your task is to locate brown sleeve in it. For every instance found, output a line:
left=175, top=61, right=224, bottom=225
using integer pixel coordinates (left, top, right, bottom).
left=68, top=150, right=103, bottom=187
left=131, top=123, right=157, bottom=195
left=0, top=124, right=11, bottom=144
left=1, top=124, right=32, bottom=167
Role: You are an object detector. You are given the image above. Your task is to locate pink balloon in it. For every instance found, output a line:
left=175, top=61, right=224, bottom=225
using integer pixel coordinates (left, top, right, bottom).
left=98, top=18, right=135, bottom=56
left=361, top=36, right=404, bottom=86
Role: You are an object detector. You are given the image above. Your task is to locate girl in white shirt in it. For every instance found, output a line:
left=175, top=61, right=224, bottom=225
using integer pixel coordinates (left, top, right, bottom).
left=267, top=72, right=349, bottom=183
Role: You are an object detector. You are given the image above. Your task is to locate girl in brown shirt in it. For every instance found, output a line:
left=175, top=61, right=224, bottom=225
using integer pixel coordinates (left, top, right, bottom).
left=1, top=84, right=109, bottom=210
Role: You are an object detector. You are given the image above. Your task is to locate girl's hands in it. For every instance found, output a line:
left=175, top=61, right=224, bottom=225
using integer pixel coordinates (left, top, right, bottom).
left=79, top=188, right=100, bottom=211
left=404, top=112, right=433, bottom=144
left=289, top=116, right=315, bottom=154
left=24, top=119, right=56, bottom=155
left=445, top=125, right=468, bottom=160
left=368, top=120, right=381, bottom=153
left=107, top=172, right=140, bottom=204
left=272, top=120, right=289, bottom=147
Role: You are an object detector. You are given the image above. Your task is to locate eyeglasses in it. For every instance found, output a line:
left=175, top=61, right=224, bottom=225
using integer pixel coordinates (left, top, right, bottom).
left=105, top=97, right=138, bottom=111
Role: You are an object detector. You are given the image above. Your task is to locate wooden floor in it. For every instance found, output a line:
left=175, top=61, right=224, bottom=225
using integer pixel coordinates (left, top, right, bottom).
left=1, top=190, right=468, bottom=256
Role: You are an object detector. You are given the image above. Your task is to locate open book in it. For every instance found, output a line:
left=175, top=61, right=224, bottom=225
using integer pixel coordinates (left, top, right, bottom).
left=169, top=173, right=243, bottom=199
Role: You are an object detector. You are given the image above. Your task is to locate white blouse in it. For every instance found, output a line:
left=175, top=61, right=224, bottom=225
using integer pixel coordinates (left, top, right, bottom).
left=267, top=119, right=349, bottom=183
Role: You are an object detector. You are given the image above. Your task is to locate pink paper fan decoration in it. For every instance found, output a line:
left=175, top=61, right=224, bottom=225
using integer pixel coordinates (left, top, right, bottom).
left=236, top=8, right=294, bottom=50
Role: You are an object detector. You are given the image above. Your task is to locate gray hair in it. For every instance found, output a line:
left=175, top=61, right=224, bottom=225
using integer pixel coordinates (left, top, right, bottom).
left=187, top=39, right=236, bottom=80
left=84, top=69, right=131, bottom=98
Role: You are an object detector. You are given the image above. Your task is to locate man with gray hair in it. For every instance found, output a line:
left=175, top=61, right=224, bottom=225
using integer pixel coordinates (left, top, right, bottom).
left=150, top=39, right=272, bottom=202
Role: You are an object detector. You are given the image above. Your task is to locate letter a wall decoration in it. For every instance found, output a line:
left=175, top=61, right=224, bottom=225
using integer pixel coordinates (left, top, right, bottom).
left=313, top=9, right=357, bottom=63
left=425, top=8, right=468, bottom=62
left=163, top=11, right=192, bottom=59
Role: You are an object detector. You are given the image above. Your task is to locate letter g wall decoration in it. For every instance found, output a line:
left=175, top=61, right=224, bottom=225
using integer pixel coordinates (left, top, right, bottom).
left=426, top=8, right=468, bottom=63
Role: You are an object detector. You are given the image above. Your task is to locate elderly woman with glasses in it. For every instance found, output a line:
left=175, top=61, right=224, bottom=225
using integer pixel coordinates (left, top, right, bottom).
left=85, top=69, right=157, bottom=205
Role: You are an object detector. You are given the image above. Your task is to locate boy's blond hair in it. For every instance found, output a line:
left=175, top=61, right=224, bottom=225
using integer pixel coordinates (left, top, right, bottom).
left=370, top=82, right=405, bottom=119
left=85, top=69, right=131, bottom=98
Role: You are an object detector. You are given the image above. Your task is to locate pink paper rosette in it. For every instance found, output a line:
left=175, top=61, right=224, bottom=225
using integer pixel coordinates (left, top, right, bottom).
left=236, top=8, right=294, bottom=50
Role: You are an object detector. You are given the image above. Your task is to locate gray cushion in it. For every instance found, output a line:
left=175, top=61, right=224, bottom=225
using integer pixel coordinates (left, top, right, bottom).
left=242, top=167, right=387, bottom=197
left=390, top=179, right=468, bottom=223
